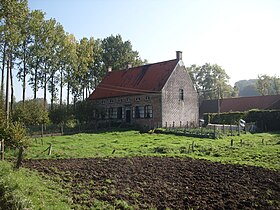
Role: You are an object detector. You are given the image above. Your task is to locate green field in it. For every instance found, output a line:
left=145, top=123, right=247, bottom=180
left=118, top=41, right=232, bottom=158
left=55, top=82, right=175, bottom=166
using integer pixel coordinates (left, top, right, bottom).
left=7, top=130, right=280, bottom=170
left=2, top=130, right=279, bottom=209
left=0, top=161, right=72, bottom=210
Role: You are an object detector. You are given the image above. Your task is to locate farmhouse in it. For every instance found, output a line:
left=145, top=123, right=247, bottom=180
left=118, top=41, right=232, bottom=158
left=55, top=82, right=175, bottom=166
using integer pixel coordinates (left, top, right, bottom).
left=199, top=94, right=280, bottom=117
left=88, top=51, right=199, bottom=129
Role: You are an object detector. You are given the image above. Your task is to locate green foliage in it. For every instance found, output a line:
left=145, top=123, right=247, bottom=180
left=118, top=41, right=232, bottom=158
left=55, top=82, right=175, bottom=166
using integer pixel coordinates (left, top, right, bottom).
left=49, top=104, right=72, bottom=125
left=204, top=112, right=245, bottom=125
left=234, top=79, right=260, bottom=97
left=256, top=74, right=280, bottom=95
left=0, top=161, right=72, bottom=210
left=0, top=108, right=28, bottom=148
left=102, top=34, right=146, bottom=71
left=13, top=99, right=49, bottom=126
left=187, top=63, right=233, bottom=100
left=0, top=122, right=28, bottom=149
left=5, top=121, right=30, bottom=148
left=74, top=100, right=96, bottom=123
left=246, top=109, right=280, bottom=131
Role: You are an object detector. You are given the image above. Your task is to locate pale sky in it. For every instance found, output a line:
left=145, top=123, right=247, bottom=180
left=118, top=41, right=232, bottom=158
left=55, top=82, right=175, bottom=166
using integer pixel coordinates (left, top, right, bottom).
left=15, top=0, right=280, bottom=101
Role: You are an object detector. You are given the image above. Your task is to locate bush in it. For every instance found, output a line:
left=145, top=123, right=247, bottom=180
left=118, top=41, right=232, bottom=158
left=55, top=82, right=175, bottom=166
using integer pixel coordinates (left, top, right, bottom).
left=13, top=99, right=49, bottom=126
left=0, top=109, right=29, bottom=148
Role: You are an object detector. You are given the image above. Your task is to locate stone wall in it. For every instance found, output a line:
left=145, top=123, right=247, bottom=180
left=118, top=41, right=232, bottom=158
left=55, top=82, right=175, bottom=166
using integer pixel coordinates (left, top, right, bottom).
left=91, top=94, right=162, bottom=129
left=161, top=61, right=199, bottom=127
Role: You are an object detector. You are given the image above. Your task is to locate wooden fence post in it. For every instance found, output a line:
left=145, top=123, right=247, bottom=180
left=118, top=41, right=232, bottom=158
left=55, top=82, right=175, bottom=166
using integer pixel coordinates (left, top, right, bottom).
left=1, top=140, right=4, bottom=161
left=41, top=124, right=44, bottom=137
left=214, top=125, right=216, bottom=137
left=61, top=124, right=64, bottom=135
left=192, top=141, right=195, bottom=152
left=15, top=146, right=24, bottom=169
left=48, top=144, right=52, bottom=156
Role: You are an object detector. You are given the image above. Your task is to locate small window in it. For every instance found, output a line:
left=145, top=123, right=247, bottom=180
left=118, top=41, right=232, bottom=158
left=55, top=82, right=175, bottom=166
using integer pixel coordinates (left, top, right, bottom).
left=133, top=106, right=144, bottom=118
left=109, top=99, right=114, bottom=103
left=126, top=98, right=130, bottom=102
left=145, top=96, right=150, bottom=100
left=144, top=105, right=153, bottom=118
left=118, top=98, right=123, bottom=103
left=135, top=106, right=140, bottom=118
left=102, top=100, right=106, bottom=104
left=179, top=89, right=184, bottom=100
left=135, top=97, right=141, bottom=101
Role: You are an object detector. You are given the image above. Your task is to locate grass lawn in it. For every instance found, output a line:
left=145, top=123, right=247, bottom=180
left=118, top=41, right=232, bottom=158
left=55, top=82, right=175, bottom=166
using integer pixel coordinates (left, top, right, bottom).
left=0, top=161, right=72, bottom=209
left=2, top=130, right=279, bottom=209
left=6, top=130, right=280, bottom=170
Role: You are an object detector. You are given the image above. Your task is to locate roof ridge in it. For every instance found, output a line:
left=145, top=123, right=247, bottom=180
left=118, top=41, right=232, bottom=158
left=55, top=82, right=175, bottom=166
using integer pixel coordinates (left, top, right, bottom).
left=109, top=59, right=178, bottom=73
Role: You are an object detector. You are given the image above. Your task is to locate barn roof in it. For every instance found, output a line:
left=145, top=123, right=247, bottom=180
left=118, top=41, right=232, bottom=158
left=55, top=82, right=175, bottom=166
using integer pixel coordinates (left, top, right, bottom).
left=88, top=59, right=178, bottom=100
left=219, top=95, right=280, bottom=112
left=200, top=95, right=280, bottom=116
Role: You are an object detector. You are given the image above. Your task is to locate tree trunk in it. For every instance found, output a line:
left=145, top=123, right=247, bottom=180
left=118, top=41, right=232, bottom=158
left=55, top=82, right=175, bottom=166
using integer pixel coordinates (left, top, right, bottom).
left=67, top=82, right=70, bottom=110
left=5, top=58, right=10, bottom=124
left=43, top=72, right=47, bottom=108
left=82, top=87, right=85, bottom=101
left=10, top=55, right=14, bottom=116
left=33, top=59, right=38, bottom=100
left=60, top=70, right=63, bottom=106
left=1, top=42, right=6, bottom=106
left=22, top=43, right=27, bottom=106
left=51, top=74, right=54, bottom=110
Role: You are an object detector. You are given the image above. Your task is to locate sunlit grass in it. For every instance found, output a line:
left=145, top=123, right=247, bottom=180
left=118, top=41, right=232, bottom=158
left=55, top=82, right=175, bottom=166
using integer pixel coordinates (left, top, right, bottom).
left=6, top=130, right=279, bottom=169
left=0, top=161, right=72, bottom=209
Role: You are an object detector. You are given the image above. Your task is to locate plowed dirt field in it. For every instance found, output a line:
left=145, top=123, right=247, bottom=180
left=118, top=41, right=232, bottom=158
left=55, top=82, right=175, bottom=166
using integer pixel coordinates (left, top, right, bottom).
left=24, top=157, right=280, bottom=209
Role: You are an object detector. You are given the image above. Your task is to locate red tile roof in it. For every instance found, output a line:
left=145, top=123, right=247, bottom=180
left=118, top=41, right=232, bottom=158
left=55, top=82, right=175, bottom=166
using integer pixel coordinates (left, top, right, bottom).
left=200, top=95, right=280, bottom=115
left=88, top=59, right=178, bottom=100
left=219, top=95, right=280, bottom=112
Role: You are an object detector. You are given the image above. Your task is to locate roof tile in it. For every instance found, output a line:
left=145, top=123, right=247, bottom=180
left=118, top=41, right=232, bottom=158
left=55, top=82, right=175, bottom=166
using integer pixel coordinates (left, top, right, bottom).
left=88, top=59, right=178, bottom=100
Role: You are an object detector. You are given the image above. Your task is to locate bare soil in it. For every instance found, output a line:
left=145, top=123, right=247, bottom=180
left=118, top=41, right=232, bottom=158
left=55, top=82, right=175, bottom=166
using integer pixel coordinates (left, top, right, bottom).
left=23, top=157, right=280, bottom=209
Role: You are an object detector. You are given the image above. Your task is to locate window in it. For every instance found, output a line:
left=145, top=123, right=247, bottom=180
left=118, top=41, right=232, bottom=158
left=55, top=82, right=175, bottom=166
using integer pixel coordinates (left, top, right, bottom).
left=109, top=99, right=114, bottom=103
left=179, top=89, right=184, bottom=100
left=135, top=97, right=141, bottom=101
left=102, top=100, right=106, bottom=104
left=117, top=107, right=123, bottom=119
left=144, top=105, right=153, bottom=118
left=133, top=106, right=144, bottom=118
left=145, top=96, right=150, bottom=100
left=134, top=106, right=140, bottom=118
left=108, top=108, right=117, bottom=119
left=126, top=98, right=130, bottom=102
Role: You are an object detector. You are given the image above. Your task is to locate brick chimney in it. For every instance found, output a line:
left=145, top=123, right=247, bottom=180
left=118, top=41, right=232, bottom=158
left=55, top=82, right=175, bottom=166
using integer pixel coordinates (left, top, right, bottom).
left=176, top=51, right=182, bottom=60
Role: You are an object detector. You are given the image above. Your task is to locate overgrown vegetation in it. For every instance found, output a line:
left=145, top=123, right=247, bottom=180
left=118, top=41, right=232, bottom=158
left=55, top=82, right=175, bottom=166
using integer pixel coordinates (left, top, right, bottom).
left=0, top=161, right=72, bottom=210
